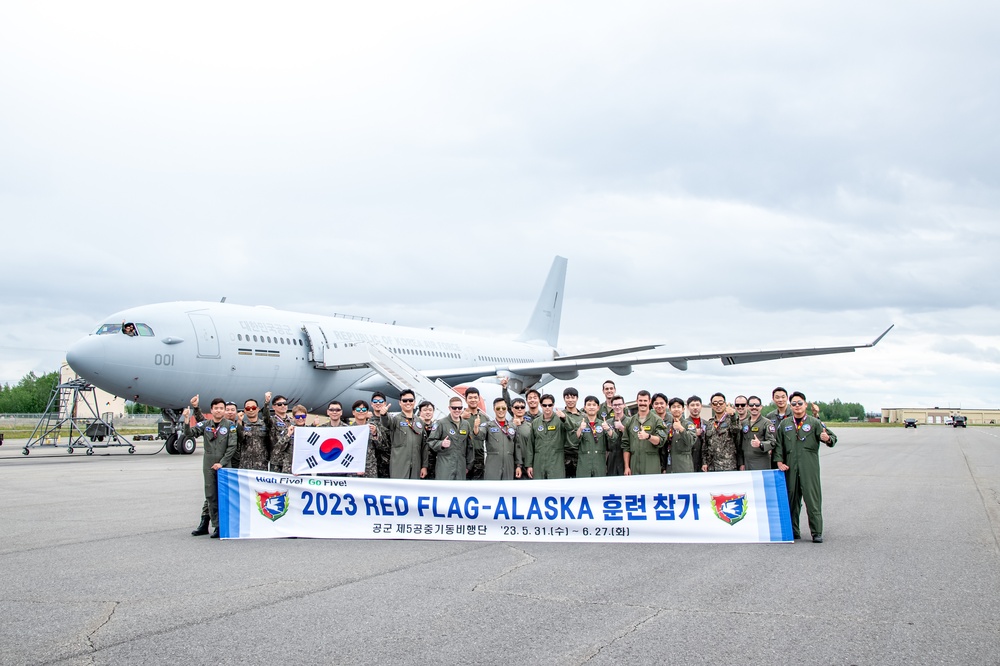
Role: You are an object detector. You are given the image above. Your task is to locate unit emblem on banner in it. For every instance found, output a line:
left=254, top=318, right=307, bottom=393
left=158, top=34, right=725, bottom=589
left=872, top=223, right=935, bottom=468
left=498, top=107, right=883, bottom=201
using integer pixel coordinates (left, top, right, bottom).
left=257, top=490, right=289, bottom=521
left=711, top=493, right=748, bottom=526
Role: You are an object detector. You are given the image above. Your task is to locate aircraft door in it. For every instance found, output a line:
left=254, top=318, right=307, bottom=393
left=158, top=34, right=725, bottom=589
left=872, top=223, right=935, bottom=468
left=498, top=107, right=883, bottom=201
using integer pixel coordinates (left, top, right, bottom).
left=301, top=322, right=329, bottom=367
left=188, top=313, right=221, bottom=358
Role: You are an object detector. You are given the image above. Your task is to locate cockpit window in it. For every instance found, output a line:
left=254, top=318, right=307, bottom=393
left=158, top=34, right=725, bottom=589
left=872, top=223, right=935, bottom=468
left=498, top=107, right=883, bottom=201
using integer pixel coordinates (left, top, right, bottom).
left=94, top=322, right=155, bottom=337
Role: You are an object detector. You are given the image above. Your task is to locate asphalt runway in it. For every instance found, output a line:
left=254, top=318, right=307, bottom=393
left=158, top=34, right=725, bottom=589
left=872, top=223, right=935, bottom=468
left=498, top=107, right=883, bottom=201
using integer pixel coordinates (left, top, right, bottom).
left=2, top=426, right=998, bottom=665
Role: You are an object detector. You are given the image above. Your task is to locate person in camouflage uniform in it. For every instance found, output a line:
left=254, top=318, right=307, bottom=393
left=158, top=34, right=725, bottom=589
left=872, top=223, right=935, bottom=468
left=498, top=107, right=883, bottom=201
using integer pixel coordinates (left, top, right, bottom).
left=236, top=398, right=271, bottom=471
left=740, top=396, right=778, bottom=471
left=183, top=397, right=237, bottom=539
left=621, top=391, right=667, bottom=475
left=370, top=392, right=392, bottom=478
left=700, top=392, right=743, bottom=472
left=262, top=392, right=294, bottom=474
left=350, top=399, right=383, bottom=478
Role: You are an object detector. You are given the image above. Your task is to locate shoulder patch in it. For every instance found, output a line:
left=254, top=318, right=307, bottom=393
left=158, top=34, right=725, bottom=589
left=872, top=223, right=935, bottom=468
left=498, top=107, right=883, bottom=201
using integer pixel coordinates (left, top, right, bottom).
left=742, top=425, right=749, bottom=433
left=768, top=424, right=776, bottom=432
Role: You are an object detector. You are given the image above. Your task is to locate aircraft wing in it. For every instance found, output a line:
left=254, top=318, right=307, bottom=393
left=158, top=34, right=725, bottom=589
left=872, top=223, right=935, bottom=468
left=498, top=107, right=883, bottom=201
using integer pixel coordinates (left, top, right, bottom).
left=423, top=325, right=894, bottom=383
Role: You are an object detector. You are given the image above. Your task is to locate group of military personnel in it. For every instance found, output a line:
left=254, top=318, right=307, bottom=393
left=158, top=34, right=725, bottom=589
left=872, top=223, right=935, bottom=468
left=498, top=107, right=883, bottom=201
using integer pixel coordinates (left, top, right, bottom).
left=183, top=379, right=835, bottom=543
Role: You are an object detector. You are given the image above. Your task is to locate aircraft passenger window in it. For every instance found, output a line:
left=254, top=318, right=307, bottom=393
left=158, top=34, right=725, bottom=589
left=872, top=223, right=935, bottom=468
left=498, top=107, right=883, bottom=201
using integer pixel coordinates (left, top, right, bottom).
left=253, top=335, right=258, bottom=342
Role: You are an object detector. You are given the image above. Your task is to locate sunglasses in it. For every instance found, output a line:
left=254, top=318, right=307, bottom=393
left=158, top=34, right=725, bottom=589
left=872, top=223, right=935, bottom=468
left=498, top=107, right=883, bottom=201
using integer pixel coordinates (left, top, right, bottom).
left=748, top=403, right=762, bottom=408
left=541, top=403, right=554, bottom=408
left=735, top=403, right=747, bottom=408
left=244, top=406, right=258, bottom=411
left=293, top=415, right=307, bottom=420
left=790, top=401, right=805, bottom=406
left=354, top=407, right=368, bottom=412
left=711, top=401, right=725, bottom=406
left=449, top=406, right=463, bottom=410
left=400, top=398, right=414, bottom=403
left=371, top=399, right=385, bottom=404
left=328, top=407, right=342, bottom=412
left=273, top=401, right=287, bottom=407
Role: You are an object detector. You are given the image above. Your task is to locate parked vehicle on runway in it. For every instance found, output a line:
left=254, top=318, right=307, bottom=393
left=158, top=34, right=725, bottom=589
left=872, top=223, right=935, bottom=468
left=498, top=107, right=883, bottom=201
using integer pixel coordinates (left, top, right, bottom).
left=904, top=418, right=917, bottom=428
left=953, top=415, right=967, bottom=428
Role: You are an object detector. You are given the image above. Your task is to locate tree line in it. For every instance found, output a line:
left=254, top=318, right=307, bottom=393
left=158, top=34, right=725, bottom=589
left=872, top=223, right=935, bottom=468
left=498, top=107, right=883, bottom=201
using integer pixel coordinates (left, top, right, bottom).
left=0, top=371, right=159, bottom=414
left=762, top=398, right=867, bottom=422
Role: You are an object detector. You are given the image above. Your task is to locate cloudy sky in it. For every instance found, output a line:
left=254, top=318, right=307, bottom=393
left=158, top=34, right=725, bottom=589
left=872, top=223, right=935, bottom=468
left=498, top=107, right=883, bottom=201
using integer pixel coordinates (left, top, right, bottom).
left=2, top=1, right=997, bottom=412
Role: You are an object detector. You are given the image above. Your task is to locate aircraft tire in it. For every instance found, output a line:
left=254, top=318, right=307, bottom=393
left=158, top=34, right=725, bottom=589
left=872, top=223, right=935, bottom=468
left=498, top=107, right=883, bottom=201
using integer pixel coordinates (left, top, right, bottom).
left=164, top=434, right=179, bottom=455
left=179, top=437, right=197, bottom=455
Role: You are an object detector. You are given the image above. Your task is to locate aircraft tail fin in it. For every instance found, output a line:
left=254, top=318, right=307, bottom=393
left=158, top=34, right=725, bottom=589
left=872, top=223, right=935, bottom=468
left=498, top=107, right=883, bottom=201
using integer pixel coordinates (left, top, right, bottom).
left=516, top=256, right=567, bottom=348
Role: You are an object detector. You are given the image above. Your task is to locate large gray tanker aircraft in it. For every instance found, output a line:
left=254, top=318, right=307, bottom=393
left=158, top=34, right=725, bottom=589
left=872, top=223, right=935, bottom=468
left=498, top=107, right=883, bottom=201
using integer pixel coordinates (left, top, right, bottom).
left=66, top=257, right=892, bottom=454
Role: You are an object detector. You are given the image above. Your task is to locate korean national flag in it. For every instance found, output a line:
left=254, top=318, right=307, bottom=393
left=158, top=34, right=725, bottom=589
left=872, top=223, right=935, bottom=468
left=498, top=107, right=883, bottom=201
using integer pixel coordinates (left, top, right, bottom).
left=292, top=426, right=370, bottom=475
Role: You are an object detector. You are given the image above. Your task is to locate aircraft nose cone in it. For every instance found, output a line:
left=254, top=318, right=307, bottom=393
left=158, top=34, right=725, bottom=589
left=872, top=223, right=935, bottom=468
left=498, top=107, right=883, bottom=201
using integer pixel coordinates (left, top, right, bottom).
left=66, top=335, right=106, bottom=382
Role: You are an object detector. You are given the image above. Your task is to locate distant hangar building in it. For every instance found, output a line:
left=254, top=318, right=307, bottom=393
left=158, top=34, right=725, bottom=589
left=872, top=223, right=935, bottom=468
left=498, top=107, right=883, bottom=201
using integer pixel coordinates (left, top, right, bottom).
left=881, top=407, right=1000, bottom=425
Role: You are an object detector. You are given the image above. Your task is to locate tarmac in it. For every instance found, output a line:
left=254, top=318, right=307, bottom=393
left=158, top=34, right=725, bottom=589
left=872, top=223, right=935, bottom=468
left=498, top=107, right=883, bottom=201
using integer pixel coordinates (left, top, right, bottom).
left=1, top=426, right=998, bottom=665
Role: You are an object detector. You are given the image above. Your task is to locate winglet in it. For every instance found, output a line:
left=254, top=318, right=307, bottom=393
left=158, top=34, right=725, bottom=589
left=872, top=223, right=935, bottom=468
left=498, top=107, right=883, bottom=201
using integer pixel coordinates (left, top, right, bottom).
left=869, top=324, right=894, bottom=347
left=516, top=256, right=567, bottom=348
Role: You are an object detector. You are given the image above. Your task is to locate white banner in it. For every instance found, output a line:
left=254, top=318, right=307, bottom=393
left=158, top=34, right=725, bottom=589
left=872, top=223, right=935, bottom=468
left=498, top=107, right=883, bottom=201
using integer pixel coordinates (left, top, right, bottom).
left=218, top=469, right=793, bottom=543
left=291, top=426, right=370, bottom=475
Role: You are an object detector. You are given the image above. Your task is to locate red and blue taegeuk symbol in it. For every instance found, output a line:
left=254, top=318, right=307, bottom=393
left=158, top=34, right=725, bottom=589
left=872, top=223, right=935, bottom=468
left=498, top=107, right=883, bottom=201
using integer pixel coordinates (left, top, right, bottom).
left=319, top=438, right=344, bottom=462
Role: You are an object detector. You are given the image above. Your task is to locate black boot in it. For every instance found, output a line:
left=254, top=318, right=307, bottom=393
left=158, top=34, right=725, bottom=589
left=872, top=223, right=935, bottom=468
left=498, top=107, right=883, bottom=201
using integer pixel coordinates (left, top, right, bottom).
left=210, top=527, right=220, bottom=539
left=191, top=515, right=210, bottom=536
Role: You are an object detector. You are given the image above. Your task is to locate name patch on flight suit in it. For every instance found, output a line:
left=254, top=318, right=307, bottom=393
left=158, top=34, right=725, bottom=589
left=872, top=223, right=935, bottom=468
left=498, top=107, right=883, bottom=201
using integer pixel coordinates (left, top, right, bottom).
left=547, top=425, right=556, bottom=431
left=489, top=427, right=499, bottom=433
left=643, top=426, right=651, bottom=431
left=784, top=425, right=793, bottom=431
left=459, top=430, right=468, bottom=435
left=751, top=427, right=759, bottom=432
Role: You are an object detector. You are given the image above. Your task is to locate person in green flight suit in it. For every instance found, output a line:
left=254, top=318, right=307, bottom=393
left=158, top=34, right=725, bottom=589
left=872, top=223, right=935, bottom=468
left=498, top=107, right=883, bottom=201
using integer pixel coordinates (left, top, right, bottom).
left=482, top=398, right=522, bottom=480
left=385, top=389, right=428, bottom=479
left=560, top=387, right=584, bottom=478
left=739, top=395, right=778, bottom=471
left=666, top=397, right=697, bottom=473
left=773, top=391, right=837, bottom=543
left=622, top=391, right=668, bottom=475
left=526, top=394, right=571, bottom=479
left=427, top=396, right=475, bottom=480
left=183, top=397, right=237, bottom=539
left=571, top=395, right=616, bottom=477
